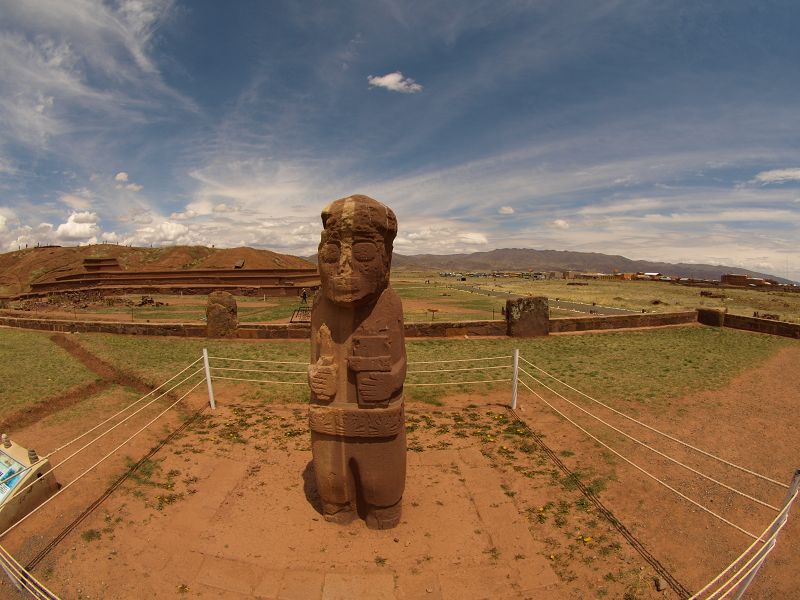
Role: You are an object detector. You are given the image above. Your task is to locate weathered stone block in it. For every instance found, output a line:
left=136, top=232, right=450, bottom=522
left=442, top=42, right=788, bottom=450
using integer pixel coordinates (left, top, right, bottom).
left=506, top=296, right=549, bottom=337
left=206, top=291, right=238, bottom=338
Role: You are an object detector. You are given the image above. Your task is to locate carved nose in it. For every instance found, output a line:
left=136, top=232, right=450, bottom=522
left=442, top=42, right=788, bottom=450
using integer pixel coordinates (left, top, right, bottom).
left=338, top=246, right=353, bottom=275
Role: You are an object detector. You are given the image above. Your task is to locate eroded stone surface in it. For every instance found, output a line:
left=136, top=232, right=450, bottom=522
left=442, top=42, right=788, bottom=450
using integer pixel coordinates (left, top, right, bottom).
left=308, top=195, right=407, bottom=529
left=506, top=295, right=549, bottom=337
left=207, top=291, right=238, bottom=337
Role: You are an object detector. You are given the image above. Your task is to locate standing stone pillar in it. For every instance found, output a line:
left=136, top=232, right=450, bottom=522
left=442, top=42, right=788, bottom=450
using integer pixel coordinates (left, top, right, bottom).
left=308, top=195, right=407, bottom=529
left=506, top=296, right=549, bottom=337
left=206, top=291, right=238, bottom=338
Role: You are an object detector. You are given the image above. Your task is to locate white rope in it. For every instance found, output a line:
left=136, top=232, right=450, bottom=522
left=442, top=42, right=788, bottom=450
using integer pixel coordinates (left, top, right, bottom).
left=46, top=357, right=204, bottom=457
left=406, top=378, right=512, bottom=387
left=408, top=355, right=511, bottom=365
left=0, top=545, right=56, bottom=599
left=519, top=356, right=789, bottom=489
left=0, top=369, right=204, bottom=515
left=207, top=355, right=307, bottom=365
left=516, top=376, right=760, bottom=540
left=212, top=375, right=307, bottom=385
left=211, top=366, right=307, bottom=374
left=519, top=368, right=780, bottom=511
left=691, top=489, right=798, bottom=598
left=408, top=365, right=511, bottom=374
left=0, top=379, right=205, bottom=540
left=714, top=541, right=776, bottom=599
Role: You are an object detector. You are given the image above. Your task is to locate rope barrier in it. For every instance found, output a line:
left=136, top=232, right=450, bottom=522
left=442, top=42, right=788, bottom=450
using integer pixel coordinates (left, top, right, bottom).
left=0, top=546, right=57, bottom=599
left=0, top=357, right=205, bottom=490
left=518, top=368, right=780, bottom=511
left=408, top=355, right=511, bottom=365
left=519, top=356, right=789, bottom=489
left=211, top=375, right=307, bottom=385
left=690, top=488, right=799, bottom=598
left=0, top=379, right=205, bottom=540
left=45, top=357, right=204, bottom=457
left=407, top=365, right=511, bottom=374
left=206, top=356, right=307, bottom=365
left=516, top=375, right=760, bottom=540
left=211, top=367, right=307, bottom=375
left=0, top=369, right=204, bottom=521
left=405, top=378, right=512, bottom=387
left=508, top=407, right=692, bottom=598
left=711, top=541, right=776, bottom=599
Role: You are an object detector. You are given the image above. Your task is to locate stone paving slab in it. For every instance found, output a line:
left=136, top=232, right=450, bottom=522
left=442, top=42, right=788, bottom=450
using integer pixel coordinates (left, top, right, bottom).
left=322, top=573, right=396, bottom=600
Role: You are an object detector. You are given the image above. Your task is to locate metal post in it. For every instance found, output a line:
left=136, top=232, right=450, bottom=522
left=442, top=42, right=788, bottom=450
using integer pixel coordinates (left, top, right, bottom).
left=731, top=469, right=800, bottom=600
left=511, top=349, right=519, bottom=410
left=202, top=348, right=216, bottom=410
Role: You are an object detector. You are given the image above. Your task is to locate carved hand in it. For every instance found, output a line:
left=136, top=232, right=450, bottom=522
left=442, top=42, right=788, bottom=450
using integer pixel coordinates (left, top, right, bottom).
left=309, top=356, right=337, bottom=401
left=356, top=371, right=396, bottom=404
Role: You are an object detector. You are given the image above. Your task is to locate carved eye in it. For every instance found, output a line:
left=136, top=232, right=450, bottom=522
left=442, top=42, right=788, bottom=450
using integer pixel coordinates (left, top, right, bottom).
left=321, top=243, right=340, bottom=263
left=353, top=242, right=378, bottom=262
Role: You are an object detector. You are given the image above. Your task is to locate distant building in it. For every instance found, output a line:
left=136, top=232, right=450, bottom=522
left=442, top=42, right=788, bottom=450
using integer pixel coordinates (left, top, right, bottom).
left=721, top=274, right=775, bottom=287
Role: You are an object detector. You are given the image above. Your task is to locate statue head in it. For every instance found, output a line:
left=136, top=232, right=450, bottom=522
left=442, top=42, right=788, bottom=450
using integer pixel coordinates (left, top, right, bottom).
left=318, top=195, right=397, bottom=307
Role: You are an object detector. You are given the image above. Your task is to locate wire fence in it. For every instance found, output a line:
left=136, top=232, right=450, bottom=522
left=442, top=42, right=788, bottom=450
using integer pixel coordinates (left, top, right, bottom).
left=0, top=356, right=207, bottom=599
left=515, top=352, right=799, bottom=599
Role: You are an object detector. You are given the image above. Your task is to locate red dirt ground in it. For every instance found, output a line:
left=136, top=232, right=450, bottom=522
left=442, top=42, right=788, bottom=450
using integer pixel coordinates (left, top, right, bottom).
left=1, top=343, right=798, bottom=599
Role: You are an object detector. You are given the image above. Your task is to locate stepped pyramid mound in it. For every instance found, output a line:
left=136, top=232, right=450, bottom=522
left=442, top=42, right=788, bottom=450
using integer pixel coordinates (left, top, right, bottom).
left=0, top=245, right=318, bottom=298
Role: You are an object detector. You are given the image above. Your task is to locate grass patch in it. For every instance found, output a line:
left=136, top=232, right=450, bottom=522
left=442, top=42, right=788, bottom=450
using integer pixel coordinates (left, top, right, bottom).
left=0, top=328, right=98, bottom=411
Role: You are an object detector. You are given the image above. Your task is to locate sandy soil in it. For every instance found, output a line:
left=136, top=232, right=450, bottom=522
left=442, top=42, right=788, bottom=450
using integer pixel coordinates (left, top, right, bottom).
left=1, top=343, right=798, bottom=599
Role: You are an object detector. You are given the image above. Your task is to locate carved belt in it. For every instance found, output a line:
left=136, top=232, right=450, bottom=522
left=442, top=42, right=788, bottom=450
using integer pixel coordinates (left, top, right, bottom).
left=309, top=402, right=404, bottom=437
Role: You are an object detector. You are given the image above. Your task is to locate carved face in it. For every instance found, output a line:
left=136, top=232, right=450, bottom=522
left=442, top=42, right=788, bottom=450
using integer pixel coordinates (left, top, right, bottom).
left=318, top=195, right=395, bottom=307
left=319, top=233, right=387, bottom=306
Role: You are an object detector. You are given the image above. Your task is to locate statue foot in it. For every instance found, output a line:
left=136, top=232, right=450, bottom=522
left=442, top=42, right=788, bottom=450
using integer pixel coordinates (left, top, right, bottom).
left=322, top=503, right=356, bottom=524
left=365, top=500, right=402, bottom=530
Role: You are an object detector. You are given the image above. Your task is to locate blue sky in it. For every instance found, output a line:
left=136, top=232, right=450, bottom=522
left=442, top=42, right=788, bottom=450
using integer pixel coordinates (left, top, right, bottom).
left=0, top=1, right=799, bottom=279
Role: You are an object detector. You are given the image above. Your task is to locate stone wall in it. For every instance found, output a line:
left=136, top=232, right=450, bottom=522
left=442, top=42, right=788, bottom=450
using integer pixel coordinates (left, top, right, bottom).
left=0, top=315, right=207, bottom=337
left=404, top=320, right=506, bottom=338
left=9, top=309, right=794, bottom=339
left=697, top=309, right=800, bottom=339
left=549, top=311, right=698, bottom=333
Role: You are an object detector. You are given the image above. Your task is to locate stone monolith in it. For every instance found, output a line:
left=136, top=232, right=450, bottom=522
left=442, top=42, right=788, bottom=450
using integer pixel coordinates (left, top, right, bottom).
left=206, top=291, right=238, bottom=338
left=308, top=194, right=406, bottom=529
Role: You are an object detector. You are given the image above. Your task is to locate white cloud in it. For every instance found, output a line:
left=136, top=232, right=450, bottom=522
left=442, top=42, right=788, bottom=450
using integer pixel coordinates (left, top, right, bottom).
left=0, top=214, right=6, bottom=231
left=367, top=72, right=423, bottom=93
left=126, top=209, right=153, bottom=225
left=498, top=206, right=514, bottom=215
left=60, top=193, right=91, bottom=209
left=55, top=211, right=100, bottom=240
left=754, top=168, right=800, bottom=185
left=125, top=183, right=143, bottom=192
left=132, top=221, right=190, bottom=245
left=212, top=203, right=234, bottom=213
left=170, top=209, right=197, bottom=220
left=115, top=172, right=129, bottom=182
left=551, top=219, right=570, bottom=229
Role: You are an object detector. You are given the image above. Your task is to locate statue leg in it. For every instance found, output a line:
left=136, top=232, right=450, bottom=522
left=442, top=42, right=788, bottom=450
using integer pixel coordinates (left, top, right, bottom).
left=310, top=431, right=357, bottom=523
left=351, top=430, right=406, bottom=530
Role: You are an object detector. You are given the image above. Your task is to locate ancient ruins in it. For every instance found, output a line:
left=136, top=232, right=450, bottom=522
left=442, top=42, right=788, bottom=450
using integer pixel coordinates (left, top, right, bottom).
left=307, top=195, right=407, bottom=529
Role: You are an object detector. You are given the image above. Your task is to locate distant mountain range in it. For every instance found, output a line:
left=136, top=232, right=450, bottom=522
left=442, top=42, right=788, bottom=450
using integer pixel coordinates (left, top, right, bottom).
left=377, top=248, right=795, bottom=284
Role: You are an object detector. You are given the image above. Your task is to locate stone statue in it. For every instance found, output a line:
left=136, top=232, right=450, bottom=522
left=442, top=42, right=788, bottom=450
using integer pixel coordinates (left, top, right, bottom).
left=308, top=194, right=407, bottom=529
left=206, top=291, right=238, bottom=338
